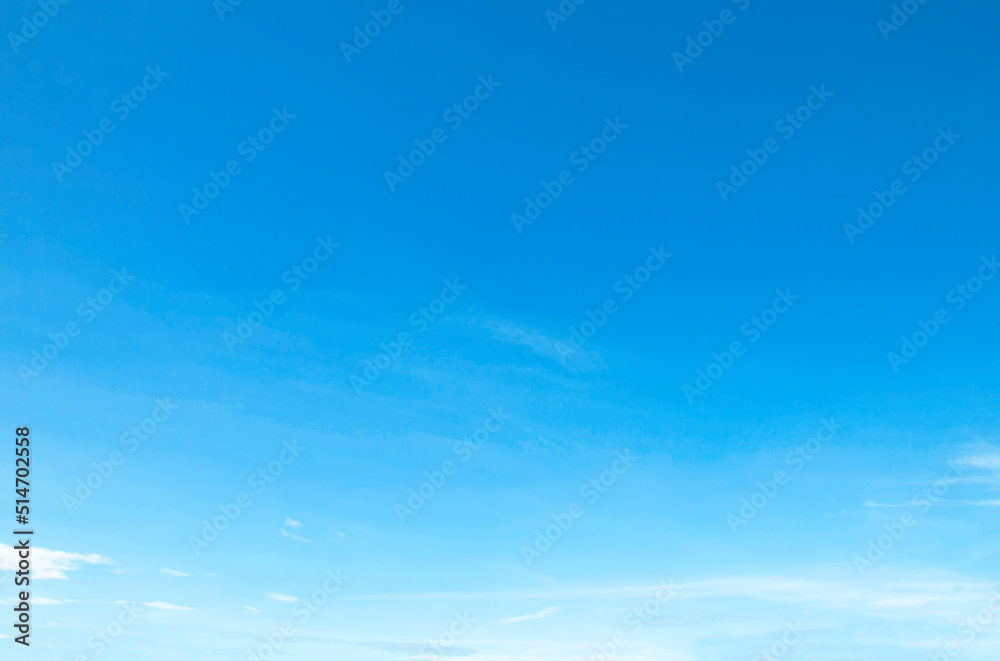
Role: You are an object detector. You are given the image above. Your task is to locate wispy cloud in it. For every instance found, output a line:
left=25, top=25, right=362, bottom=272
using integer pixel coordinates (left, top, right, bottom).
left=161, top=568, right=191, bottom=577
left=956, top=453, right=1000, bottom=470
left=352, top=641, right=477, bottom=657
left=143, top=601, right=193, bottom=611
left=937, top=499, right=1000, bottom=507
left=864, top=499, right=912, bottom=508
left=499, top=606, right=562, bottom=623
left=472, top=316, right=603, bottom=370
left=0, top=545, right=112, bottom=580
left=281, top=528, right=310, bottom=543
left=338, top=572, right=995, bottom=622
left=242, top=605, right=260, bottom=613
left=267, top=593, right=298, bottom=603
left=284, top=517, right=302, bottom=527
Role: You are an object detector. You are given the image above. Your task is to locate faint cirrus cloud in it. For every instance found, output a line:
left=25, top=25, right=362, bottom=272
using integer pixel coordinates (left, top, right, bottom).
left=498, top=605, right=562, bottom=623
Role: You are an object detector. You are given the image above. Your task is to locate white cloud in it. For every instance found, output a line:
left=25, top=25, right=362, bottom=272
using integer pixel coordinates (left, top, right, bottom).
left=474, top=316, right=603, bottom=370
left=499, top=606, right=562, bottom=623
left=340, top=572, right=993, bottom=621
left=864, top=500, right=912, bottom=508
left=0, top=544, right=112, bottom=580
left=867, top=498, right=1000, bottom=508
left=243, top=605, right=260, bottom=613
left=160, top=568, right=191, bottom=577
left=284, top=517, right=302, bottom=527
left=956, top=453, right=1000, bottom=470
left=281, top=528, right=310, bottom=543
left=143, top=601, right=193, bottom=611
left=34, top=597, right=64, bottom=605
left=268, top=593, right=298, bottom=603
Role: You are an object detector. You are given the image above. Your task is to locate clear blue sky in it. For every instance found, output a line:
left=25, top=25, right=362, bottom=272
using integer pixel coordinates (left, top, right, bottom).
left=1, top=0, right=999, bottom=659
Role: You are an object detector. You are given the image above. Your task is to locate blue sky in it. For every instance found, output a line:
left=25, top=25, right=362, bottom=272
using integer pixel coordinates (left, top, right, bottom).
left=1, top=0, right=999, bottom=658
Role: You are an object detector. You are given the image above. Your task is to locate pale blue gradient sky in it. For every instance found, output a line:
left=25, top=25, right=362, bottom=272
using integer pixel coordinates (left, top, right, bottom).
left=1, top=0, right=999, bottom=659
